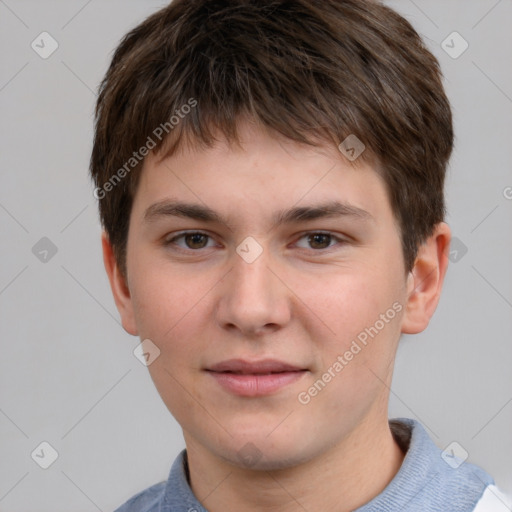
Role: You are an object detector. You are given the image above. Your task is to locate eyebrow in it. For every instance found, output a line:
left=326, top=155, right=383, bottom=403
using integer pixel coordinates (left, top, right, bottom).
left=143, top=199, right=374, bottom=230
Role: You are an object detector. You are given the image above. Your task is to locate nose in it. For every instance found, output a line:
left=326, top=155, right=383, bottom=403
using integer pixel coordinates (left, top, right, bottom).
left=215, top=245, right=291, bottom=337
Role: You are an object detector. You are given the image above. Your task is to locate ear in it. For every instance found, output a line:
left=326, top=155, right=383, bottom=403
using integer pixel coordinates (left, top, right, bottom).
left=401, top=222, right=451, bottom=334
left=101, top=231, right=138, bottom=336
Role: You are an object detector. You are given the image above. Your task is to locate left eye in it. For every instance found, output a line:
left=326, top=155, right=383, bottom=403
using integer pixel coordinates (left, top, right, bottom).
left=295, top=232, right=342, bottom=250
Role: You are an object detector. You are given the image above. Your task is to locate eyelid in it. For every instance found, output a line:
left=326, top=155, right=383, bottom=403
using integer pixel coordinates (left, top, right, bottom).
left=293, top=231, right=348, bottom=251
left=164, top=230, right=220, bottom=249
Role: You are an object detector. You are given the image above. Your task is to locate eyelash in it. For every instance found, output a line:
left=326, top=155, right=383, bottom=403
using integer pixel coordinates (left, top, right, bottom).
left=163, top=231, right=348, bottom=254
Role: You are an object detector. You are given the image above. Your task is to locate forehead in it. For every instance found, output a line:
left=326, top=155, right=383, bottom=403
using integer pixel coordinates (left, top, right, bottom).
left=131, top=122, right=393, bottom=231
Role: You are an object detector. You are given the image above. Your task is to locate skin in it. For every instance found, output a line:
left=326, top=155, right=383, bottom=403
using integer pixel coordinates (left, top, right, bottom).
left=103, top=119, right=451, bottom=511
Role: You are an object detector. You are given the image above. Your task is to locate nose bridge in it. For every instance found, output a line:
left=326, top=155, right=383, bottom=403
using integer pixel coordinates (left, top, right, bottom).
left=216, top=240, right=290, bottom=334
left=234, top=250, right=273, bottom=300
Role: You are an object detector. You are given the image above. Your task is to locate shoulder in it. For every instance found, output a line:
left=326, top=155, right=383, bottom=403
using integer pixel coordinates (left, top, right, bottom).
left=113, top=481, right=166, bottom=512
left=473, top=484, right=512, bottom=512
left=113, top=448, right=198, bottom=512
left=380, top=418, right=499, bottom=511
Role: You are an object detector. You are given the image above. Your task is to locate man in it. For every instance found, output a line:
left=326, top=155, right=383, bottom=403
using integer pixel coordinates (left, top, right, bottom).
left=90, top=1, right=510, bottom=510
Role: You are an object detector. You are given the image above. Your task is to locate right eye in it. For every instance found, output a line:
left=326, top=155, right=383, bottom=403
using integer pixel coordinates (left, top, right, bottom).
left=164, top=231, right=217, bottom=251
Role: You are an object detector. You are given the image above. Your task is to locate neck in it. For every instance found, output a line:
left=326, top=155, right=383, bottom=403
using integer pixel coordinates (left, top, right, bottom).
left=185, top=416, right=405, bottom=512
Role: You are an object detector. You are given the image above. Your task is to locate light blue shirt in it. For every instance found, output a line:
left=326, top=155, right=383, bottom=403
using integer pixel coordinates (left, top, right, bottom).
left=114, top=418, right=499, bottom=511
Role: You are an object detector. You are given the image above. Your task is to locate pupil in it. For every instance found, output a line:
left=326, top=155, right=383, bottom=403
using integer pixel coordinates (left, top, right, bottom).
left=186, top=233, right=207, bottom=249
left=309, top=234, right=330, bottom=249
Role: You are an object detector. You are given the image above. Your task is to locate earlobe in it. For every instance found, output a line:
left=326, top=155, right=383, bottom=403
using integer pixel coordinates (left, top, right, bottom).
left=401, top=222, right=451, bottom=334
left=101, top=232, right=139, bottom=336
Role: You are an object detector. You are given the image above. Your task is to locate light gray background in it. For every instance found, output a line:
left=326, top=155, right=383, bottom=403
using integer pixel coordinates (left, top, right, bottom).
left=0, top=0, right=511, bottom=510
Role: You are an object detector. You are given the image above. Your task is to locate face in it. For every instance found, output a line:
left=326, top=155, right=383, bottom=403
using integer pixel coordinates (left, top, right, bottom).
left=108, top=121, right=436, bottom=471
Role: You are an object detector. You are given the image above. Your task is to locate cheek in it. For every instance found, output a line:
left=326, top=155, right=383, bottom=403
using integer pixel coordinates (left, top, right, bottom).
left=296, top=277, right=404, bottom=424
left=129, top=263, right=220, bottom=396
left=295, top=265, right=405, bottom=397
left=128, top=259, right=211, bottom=340
left=136, top=276, right=213, bottom=425
left=300, top=269, right=390, bottom=339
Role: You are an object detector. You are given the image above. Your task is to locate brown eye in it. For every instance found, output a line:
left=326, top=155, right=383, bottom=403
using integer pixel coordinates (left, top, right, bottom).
left=184, top=233, right=209, bottom=249
left=307, top=233, right=332, bottom=249
left=165, top=231, right=215, bottom=251
left=294, top=232, right=346, bottom=252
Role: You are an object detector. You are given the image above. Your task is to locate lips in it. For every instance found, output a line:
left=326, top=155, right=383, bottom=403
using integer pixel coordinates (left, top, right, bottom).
left=206, top=359, right=308, bottom=397
left=207, top=358, right=305, bottom=374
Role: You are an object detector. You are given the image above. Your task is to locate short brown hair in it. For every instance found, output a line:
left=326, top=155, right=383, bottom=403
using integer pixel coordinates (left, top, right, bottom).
left=90, top=0, right=453, bottom=277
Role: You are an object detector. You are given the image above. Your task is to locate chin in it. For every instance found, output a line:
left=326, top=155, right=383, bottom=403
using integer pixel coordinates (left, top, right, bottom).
left=216, top=432, right=320, bottom=472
